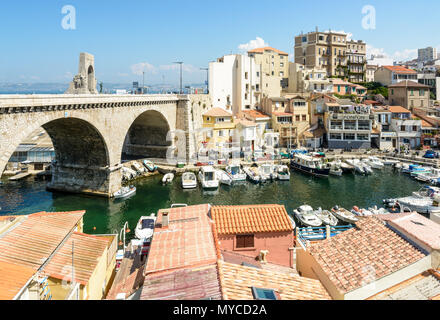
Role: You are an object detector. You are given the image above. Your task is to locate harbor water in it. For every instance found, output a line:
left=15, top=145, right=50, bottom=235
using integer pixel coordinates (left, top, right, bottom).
left=0, top=167, right=425, bottom=238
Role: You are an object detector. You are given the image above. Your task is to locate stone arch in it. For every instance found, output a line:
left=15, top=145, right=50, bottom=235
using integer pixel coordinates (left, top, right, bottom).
left=122, top=110, right=173, bottom=160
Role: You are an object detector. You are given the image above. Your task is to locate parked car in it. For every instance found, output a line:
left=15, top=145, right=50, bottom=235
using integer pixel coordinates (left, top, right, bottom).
left=423, top=150, right=439, bottom=159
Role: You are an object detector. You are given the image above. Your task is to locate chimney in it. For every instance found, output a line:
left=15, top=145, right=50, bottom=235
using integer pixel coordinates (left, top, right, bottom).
left=162, top=211, right=169, bottom=228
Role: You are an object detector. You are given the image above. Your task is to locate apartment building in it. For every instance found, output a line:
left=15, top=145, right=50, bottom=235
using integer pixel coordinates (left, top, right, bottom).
left=248, top=47, right=289, bottom=96
left=287, top=62, right=332, bottom=94
left=294, top=28, right=366, bottom=79
left=374, top=66, right=417, bottom=86
left=389, top=80, right=430, bottom=110
left=371, top=106, right=396, bottom=150
left=201, top=107, right=236, bottom=152
left=346, top=40, right=367, bottom=82
left=388, top=106, right=422, bottom=149
left=418, top=47, right=438, bottom=62
left=418, top=72, right=440, bottom=99
left=330, top=78, right=367, bottom=100
left=209, top=54, right=261, bottom=116
left=366, top=65, right=378, bottom=83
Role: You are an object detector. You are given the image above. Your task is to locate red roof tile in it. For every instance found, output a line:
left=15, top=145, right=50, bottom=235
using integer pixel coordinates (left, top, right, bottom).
left=203, top=107, right=232, bottom=117
left=387, top=106, right=411, bottom=114
left=242, top=109, right=270, bottom=119
left=383, top=66, right=417, bottom=74
left=0, top=261, right=36, bottom=300
left=211, top=204, right=294, bottom=235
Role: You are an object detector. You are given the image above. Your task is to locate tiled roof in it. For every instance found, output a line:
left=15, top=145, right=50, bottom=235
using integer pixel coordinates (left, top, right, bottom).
left=217, top=260, right=331, bottom=300
left=388, top=106, right=411, bottom=114
left=0, top=261, right=36, bottom=300
left=272, top=112, right=293, bottom=117
left=211, top=204, right=293, bottom=235
left=383, top=66, right=417, bottom=74
left=0, top=211, right=85, bottom=270
left=248, top=47, right=288, bottom=56
left=203, top=107, right=232, bottom=117
left=389, top=80, right=429, bottom=88
left=42, top=232, right=109, bottom=285
left=242, top=109, right=270, bottom=119
left=308, top=216, right=427, bottom=294
left=379, top=212, right=440, bottom=251
left=144, top=204, right=218, bottom=274
left=141, top=264, right=222, bottom=300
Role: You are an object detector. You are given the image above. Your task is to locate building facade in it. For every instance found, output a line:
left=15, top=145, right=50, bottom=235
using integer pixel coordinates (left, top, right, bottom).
left=374, top=66, right=418, bottom=86
left=418, top=47, right=438, bottom=62
left=389, top=81, right=430, bottom=110
left=287, top=62, right=332, bottom=94
left=346, top=40, right=367, bottom=82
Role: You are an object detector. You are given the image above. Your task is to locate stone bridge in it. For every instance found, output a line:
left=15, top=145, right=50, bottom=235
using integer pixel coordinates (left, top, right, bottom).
left=0, top=94, right=198, bottom=197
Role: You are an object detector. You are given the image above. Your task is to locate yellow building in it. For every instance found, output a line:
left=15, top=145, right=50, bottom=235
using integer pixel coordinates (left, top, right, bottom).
left=202, top=107, right=236, bottom=151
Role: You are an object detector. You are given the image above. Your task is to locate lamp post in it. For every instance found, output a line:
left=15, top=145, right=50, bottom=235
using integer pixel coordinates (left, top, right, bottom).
left=200, top=67, right=209, bottom=94
left=174, top=61, right=183, bottom=94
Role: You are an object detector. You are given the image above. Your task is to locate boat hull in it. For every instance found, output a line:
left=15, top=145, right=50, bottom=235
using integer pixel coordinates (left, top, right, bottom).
left=290, top=161, right=329, bottom=177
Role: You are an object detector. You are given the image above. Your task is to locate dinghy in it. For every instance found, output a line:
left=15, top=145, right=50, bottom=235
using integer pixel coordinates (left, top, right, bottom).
left=243, top=165, right=261, bottom=184
left=113, top=185, right=136, bottom=199
left=181, top=172, right=197, bottom=189
left=331, top=206, right=358, bottom=224
left=162, top=173, right=174, bottom=184
left=314, top=208, right=338, bottom=226
left=275, top=165, right=291, bottom=181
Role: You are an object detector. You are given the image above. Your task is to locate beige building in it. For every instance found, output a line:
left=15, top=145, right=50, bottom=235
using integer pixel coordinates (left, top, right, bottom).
left=287, top=62, right=332, bottom=94
left=346, top=40, right=367, bottom=82
left=389, top=80, right=430, bottom=110
left=366, top=65, right=378, bottom=82
left=248, top=47, right=289, bottom=97
left=374, top=65, right=418, bottom=86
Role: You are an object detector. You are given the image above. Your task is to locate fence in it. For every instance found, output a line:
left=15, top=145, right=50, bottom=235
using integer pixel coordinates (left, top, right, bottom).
left=296, top=225, right=354, bottom=248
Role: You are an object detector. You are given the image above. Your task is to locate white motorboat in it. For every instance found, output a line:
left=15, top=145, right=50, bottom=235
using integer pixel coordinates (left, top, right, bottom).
left=329, top=162, right=343, bottom=176
left=162, top=173, right=174, bottom=184
left=346, top=159, right=365, bottom=175
left=293, top=205, right=323, bottom=227
left=362, top=163, right=373, bottom=175
left=340, top=161, right=355, bottom=174
left=113, top=185, right=136, bottom=199
left=181, top=172, right=197, bottom=189
left=198, top=166, right=219, bottom=189
left=226, top=162, right=246, bottom=182
left=383, top=159, right=400, bottom=166
left=367, top=157, right=384, bottom=169
left=384, top=187, right=440, bottom=214
left=216, top=169, right=233, bottom=186
left=143, top=160, right=157, bottom=172
left=275, top=165, right=291, bottom=181
left=415, top=168, right=440, bottom=182
left=243, top=166, right=261, bottom=184
left=121, top=167, right=134, bottom=181
left=351, top=206, right=374, bottom=217
left=331, top=206, right=359, bottom=224
left=259, top=163, right=275, bottom=182
left=132, top=161, right=146, bottom=174
left=135, top=214, right=156, bottom=240
left=314, top=208, right=338, bottom=226
left=368, top=206, right=389, bottom=215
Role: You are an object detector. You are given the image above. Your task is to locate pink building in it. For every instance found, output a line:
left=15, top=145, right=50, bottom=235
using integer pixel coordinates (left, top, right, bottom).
left=211, top=204, right=295, bottom=268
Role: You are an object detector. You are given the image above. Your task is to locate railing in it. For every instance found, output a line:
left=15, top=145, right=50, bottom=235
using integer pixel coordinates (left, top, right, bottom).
left=296, top=225, right=354, bottom=248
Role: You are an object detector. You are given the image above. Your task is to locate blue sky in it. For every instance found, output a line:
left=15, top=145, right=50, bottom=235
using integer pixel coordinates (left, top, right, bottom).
left=0, top=0, right=439, bottom=85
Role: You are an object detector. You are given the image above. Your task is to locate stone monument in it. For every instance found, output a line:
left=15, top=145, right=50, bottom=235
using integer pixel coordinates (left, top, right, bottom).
left=65, top=52, right=98, bottom=94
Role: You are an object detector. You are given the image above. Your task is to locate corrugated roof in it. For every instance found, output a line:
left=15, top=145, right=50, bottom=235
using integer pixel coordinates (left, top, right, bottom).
left=211, top=204, right=293, bottom=235
left=308, top=216, right=427, bottom=295
left=218, top=260, right=331, bottom=300
left=144, top=204, right=218, bottom=275
left=0, top=261, right=36, bottom=300
left=42, top=232, right=109, bottom=285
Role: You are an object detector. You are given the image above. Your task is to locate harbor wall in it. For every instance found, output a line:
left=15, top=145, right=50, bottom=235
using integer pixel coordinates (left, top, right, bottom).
left=328, top=140, right=371, bottom=150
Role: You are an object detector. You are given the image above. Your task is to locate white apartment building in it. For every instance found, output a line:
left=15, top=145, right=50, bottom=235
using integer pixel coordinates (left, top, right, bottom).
left=287, top=62, right=332, bottom=93
left=418, top=47, right=438, bottom=62
left=209, top=54, right=261, bottom=116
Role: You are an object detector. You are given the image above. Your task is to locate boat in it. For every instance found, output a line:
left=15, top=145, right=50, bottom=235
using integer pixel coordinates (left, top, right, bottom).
left=225, top=162, right=246, bottom=182
left=216, top=169, right=233, bottom=186
left=401, top=164, right=422, bottom=174
left=162, top=173, right=174, bottom=184
left=328, top=162, right=343, bottom=176
left=331, top=206, right=359, bottom=224
left=361, top=162, right=373, bottom=175
left=113, top=185, right=136, bottom=199
left=415, top=168, right=440, bottom=182
left=367, top=157, right=384, bottom=169
left=131, top=162, right=146, bottom=174
left=368, top=206, right=390, bottom=215
left=346, top=159, right=365, bottom=175
left=314, top=208, right=338, bottom=226
left=293, top=205, right=323, bottom=227
left=143, top=160, right=157, bottom=172
left=181, top=172, right=197, bottom=189
left=290, top=154, right=330, bottom=177
left=275, top=165, right=291, bottom=181
left=383, top=186, right=440, bottom=214
left=351, top=206, right=373, bottom=217
left=340, top=161, right=355, bottom=174
left=259, top=163, right=275, bottom=182
left=243, top=165, right=261, bottom=184
left=122, top=166, right=137, bottom=179
left=198, top=166, right=219, bottom=189
left=135, top=214, right=156, bottom=240
left=410, top=166, right=432, bottom=178
left=382, top=159, right=400, bottom=166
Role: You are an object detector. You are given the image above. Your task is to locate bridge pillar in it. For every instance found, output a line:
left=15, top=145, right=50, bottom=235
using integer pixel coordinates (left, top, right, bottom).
left=46, top=163, right=122, bottom=198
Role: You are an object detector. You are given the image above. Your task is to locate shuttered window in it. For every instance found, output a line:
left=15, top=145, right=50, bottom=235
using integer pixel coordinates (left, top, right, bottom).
left=236, top=235, right=254, bottom=248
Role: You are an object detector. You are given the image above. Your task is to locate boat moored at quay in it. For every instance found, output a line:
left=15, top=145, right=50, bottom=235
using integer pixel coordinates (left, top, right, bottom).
left=290, top=154, right=330, bottom=177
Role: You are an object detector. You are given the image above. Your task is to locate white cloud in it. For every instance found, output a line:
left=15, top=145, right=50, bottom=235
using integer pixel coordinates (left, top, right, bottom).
left=238, top=37, right=269, bottom=52
left=367, top=44, right=419, bottom=63
left=130, top=62, right=156, bottom=75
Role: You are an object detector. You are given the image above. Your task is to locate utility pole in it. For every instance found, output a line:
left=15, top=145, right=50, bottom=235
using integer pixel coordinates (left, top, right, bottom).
left=142, top=71, right=145, bottom=94
left=200, top=67, right=209, bottom=94
left=174, top=62, right=183, bottom=94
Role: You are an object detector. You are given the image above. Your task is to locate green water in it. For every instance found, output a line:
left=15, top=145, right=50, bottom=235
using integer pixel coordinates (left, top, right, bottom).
left=0, top=168, right=424, bottom=237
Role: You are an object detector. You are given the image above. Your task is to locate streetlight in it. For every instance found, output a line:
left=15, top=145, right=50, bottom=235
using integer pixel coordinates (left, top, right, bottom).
left=200, top=67, right=209, bottom=94
left=174, top=61, right=183, bottom=94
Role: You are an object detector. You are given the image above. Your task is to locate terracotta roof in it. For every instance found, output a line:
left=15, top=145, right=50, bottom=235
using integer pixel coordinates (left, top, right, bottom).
left=211, top=204, right=293, bottom=235
left=217, top=260, right=331, bottom=300
left=272, top=112, right=293, bottom=117
left=308, top=216, right=427, bottom=295
left=42, top=232, right=109, bottom=285
left=389, top=80, right=430, bottom=88
left=379, top=212, right=440, bottom=251
left=0, top=211, right=85, bottom=270
left=382, top=66, right=417, bottom=74
left=141, top=264, right=222, bottom=300
left=203, top=107, right=232, bottom=117
left=144, top=204, right=218, bottom=274
left=0, top=261, right=36, bottom=300
left=421, top=119, right=434, bottom=128
left=242, top=109, right=270, bottom=119
left=387, top=105, right=411, bottom=114
left=236, top=119, right=256, bottom=127
left=248, top=47, right=288, bottom=56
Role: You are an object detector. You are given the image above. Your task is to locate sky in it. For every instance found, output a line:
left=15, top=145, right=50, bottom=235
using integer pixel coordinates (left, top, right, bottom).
left=0, top=0, right=439, bottom=86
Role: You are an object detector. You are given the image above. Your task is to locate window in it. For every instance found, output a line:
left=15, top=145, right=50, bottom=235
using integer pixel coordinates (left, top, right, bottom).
left=357, top=134, right=369, bottom=141
left=245, top=72, right=248, bottom=80
left=302, top=115, right=307, bottom=121
left=420, top=89, right=425, bottom=96
left=296, top=115, right=300, bottom=121
left=280, top=62, right=284, bottom=67
left=330, top=133, right=342, bottom=140
left=401, top=125, right=406, bottom=131
left=344, top=133, right=355, bottom=140
left=280, top=71, right=284, bottom=77
left=251, top=287, right=278, bottom=300
left=413, top=126, right=418, bottom=132
left=236, top=234, right=254, bottom=248
left=256, top=72, right=260, bottom=77
left=218, top=130, right=224, bottom=137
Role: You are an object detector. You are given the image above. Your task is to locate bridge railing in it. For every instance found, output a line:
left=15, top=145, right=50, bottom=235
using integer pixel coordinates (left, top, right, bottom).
left=295, top=225, right=354, bottom=248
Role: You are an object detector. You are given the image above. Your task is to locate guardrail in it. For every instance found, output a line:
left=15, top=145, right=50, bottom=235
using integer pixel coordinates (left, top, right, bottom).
left=296, top=225, right=354, bottom=248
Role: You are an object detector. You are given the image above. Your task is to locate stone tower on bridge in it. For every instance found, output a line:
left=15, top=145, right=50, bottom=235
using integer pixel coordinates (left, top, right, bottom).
left=65, top=52, right=98, bottom=94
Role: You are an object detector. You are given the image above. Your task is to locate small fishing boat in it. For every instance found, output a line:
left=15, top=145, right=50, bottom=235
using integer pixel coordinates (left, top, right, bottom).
left=216, top=169, right=233, bottom=186
left=132, top=162, right=146, bottom=174
left=181, top=172, right=197, bottom=189
left=368, top=206, right=389, bottom=215
left=383, top=186, right=440, bottom=214
left=362, top=163, right=373, bottom=175
left=314, top=208, right=338, bottom=226
left=329, top=162, right=343, bottom=176
left=162, top=173, right=174, bottom=184
left=113, top=185, right=136, bottom=199
left=291, top=154, right=330, bottom=177
left=401, top=164, right=421, bottom=174
left=143, top=160, right=157, bottom=172
left=243, top=165, right=261, bottom=184
left=135, top=214, right=156, bottom=240
left=351, top=206, right=373, bottom=217
left=226, top=162, right=246, bottom=182
left=346, top=159, right=365, bottom=175
left=275, top=165, right=291, bottom=181
left=293, top=205, right=323, bottom=227
left=198, top=166, right=219, bottom=189
left=410, top=166, right=432, bottom=178
left=259, top=163, right=275, bottom=182
left=331, top=206, right=358, bottom=224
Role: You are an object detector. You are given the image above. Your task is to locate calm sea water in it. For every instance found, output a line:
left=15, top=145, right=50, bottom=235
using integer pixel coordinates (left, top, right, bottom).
left=0, top=168, right=424, bottom=237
